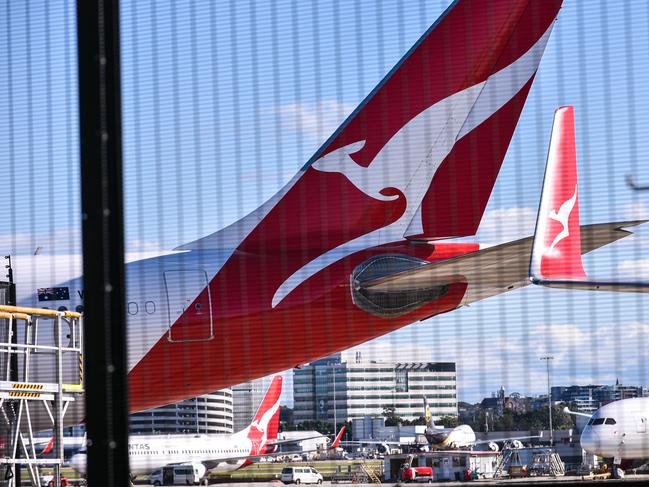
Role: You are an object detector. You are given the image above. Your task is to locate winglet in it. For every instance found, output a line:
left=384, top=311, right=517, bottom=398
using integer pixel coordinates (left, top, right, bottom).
left=330, top=426, right=346, bottom=449
left=531, top=106, right=586, bottom=280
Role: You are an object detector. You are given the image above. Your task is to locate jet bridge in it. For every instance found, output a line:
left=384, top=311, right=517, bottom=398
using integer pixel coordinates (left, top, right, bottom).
left=0, top=305, right=84, bottom=487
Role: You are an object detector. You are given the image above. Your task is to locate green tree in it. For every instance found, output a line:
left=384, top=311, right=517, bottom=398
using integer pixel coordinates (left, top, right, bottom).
left=383, top=406, right=402, bottom=426
left=437, top=416, right=459, bottom=428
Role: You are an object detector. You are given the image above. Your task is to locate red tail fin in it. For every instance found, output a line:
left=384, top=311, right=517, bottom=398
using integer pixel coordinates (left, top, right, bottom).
left=330, top=426, right=345, bottom=449
left=248, top=376, right=282, bottom=444
left=177, top=0, right=564, bottom=254
left=531, top=106, right=586, bottom=279
left=40, top=437, right=54, bottom=456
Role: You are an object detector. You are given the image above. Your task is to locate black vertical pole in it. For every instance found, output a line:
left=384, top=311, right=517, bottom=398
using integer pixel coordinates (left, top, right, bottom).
left=4, top=259, right=19, bottom=487
left=77, top=0, right=129, bottom=484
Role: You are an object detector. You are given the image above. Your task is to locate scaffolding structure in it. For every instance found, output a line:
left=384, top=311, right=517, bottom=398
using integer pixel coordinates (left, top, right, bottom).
left=0, top=305, right=84, bottom=487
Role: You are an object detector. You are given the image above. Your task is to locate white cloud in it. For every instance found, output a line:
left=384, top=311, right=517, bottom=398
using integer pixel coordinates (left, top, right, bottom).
left=475, top=207, right=537, bottom=244
left=0, top=227, right=168, bottom=261
left=274, top=100, right=355, bottom=144
left=0, top=227, right=82, bottom=255
left=344, top=321, right=649, bottom=402
left=618, top=257, right=649, bottom=279
left=623, top=201, right=649, bottom=221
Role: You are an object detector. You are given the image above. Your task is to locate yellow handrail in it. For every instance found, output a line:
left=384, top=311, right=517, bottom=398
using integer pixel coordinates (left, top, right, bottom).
left=0, top=305, right=81, bottom=319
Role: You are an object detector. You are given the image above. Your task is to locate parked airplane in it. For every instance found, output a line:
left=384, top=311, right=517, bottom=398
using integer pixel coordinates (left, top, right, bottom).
left=7, top=0, right=644, bottom=427
left=566, top=397, right=649, bottom=473
left=70, top=376, right=344, bottom=478
left=345, top=398, right=538, bottom=452
left=422, top=398, right=539, bottom=450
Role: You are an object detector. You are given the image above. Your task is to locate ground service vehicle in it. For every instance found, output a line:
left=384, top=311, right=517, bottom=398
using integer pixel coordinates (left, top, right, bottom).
left=400, top=463, right=434, bottom=483
left=281, top=466, right=324, bottom=484
left=148, top=464, right=204, bottom=486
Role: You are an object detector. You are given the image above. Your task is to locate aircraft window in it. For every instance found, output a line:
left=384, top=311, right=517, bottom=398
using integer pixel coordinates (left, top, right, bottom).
left=592, top=418, right=606, bottom=425
left=127, top=302, right=138, bottom=315
left=587, top=418, right=594, bottom=425
left=605, top=418, right=617, bottom=425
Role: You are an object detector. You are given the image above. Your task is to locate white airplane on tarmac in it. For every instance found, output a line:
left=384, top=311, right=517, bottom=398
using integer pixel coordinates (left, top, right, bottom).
left=70, top=376, right=344, bottom=479
left=566, top=397, right=649, bottom=473
left=346, top=398, right=538, bottom=452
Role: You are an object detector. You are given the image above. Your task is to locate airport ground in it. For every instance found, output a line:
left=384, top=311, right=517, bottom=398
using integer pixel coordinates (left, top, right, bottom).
left=34, top=464, right=649, bottom=486
left=133, top=477, right=649, bottom=486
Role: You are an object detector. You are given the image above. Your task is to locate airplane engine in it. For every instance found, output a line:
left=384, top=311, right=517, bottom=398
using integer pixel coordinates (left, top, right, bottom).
left=376, top=442, right=390, bottom=454
left=507, top=440, right=524, bottom=449
left=487, top=442, right=499, bottom=452
left=351, top=254, right=449, bottom=317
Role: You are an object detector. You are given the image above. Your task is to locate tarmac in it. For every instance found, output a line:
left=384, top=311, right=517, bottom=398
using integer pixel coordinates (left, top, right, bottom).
left=133, top=474, right=649, bottom=486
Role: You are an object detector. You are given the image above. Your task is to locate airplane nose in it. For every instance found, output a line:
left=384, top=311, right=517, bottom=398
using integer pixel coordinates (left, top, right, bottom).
left=580, top=427, right=600, bottom=454
left=70, top=453, right=87, bottom=475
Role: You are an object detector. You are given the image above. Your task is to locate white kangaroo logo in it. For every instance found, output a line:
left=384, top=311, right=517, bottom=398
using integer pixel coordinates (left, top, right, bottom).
left=271, top=25, right=554, bottom=308
left=547, top=185, right=578, bottom=252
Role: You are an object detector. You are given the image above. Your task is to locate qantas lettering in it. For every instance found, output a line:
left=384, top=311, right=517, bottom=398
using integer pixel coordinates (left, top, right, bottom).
left=128, top=443, right=151, bottom=451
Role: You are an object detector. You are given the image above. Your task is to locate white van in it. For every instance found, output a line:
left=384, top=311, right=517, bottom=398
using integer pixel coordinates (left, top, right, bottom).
left=281, top=466, right=323, bottom=484
left=149, top=464, right=203, bottom=486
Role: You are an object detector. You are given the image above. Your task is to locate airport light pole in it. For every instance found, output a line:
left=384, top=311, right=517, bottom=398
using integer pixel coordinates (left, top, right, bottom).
left=540, top=356, right=554, bottom=447
left=332, top=364, right=337, bottom=437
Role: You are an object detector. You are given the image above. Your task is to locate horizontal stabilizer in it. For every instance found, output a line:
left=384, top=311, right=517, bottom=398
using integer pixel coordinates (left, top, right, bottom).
left=357, top=221, right=644, bottom=306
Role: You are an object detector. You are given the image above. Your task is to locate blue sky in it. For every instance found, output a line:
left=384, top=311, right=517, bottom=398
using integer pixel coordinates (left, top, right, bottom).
left=2, top=0, right=649, bottom=404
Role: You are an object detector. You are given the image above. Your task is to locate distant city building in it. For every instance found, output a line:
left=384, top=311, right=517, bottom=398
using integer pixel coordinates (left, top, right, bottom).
left=129, top=389, right=233, bottom=435
left=480, top=387, right=532, bottom=418
left=293, top=353, right=457, bottom=424
left=551, top=381, right=648, bottom=414
left=233, top=378, right=267, bottom=431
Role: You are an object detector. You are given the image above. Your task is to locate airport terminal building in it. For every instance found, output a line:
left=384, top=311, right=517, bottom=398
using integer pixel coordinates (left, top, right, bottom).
left=232, top=378, right=267, bottom=431
left=293, top=354, right=457, bottom=424
left=129, top=389, right=234, bottom=435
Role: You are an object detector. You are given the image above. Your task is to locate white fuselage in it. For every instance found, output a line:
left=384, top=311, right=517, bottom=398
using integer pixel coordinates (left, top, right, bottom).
left=71, top=429, right=256, bottom=476
left=428, top=424, right=477, bottom=449
left=580, top=397, right=649, bottom=461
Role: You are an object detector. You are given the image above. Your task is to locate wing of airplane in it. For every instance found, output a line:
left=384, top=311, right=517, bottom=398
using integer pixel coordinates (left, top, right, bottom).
left=354, top=221, right=643, bottom=308
left=473, top=433, right=542, bottom=446
left=267, top=434, right=328, bottom=448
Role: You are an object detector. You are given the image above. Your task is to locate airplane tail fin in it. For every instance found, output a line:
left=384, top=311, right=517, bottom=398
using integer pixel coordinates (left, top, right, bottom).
left=39, top=437, right=54, bottom=456
left=530, top=106, right=586, bottom=279
left=176, top=0, right=563, bottom=256
left=424, top=397, right=435, bottom=428
left=330, top=426, right=346, bottom=449
left=247, top=376, right=282, bottom=444
left=530, top=107, right=648, bottom=292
